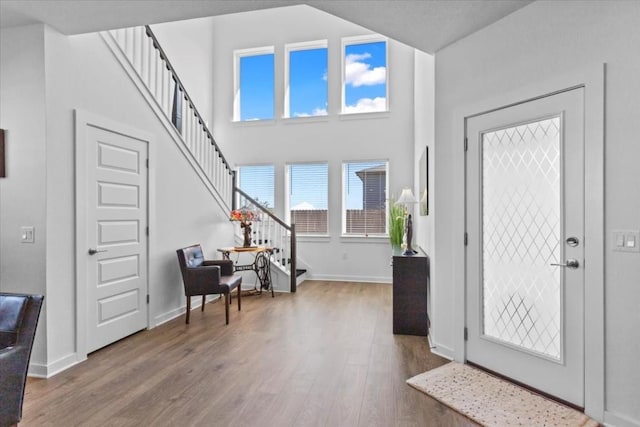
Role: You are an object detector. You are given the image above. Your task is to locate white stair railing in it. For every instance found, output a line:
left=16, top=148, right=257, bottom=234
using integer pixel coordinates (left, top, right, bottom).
left=103, top=26, right=297, bottom=291
left=235, top=188, right=297, bottom=292
left=104, top=26, right=234, bottom=210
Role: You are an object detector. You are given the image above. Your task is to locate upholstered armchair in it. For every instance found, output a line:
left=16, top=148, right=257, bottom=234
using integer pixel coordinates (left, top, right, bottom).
left=0, top=293, right=44, bottom=427
left=176, top=244, right=242, bottom=325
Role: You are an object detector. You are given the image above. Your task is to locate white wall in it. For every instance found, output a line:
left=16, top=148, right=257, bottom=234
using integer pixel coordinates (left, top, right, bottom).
left=206, top=5, right=418, bottom=283
left=1, top=24, right=236, bottom=375
left=413, top=50, right=435, bottom=256
left=434, top=1, right=640, bottom=424
left=0, top=24, right=48, bottom=367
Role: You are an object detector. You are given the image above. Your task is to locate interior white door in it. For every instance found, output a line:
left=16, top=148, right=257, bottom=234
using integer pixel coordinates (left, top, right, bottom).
left=465, top=88, right=585, bottom=406
left=85, top=125, right=148, bottom=353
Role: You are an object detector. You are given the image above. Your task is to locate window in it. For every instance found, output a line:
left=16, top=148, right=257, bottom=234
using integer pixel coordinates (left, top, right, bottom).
left=234, top=47, right=275, bottom=121
left=342, top=36, right=388, bottom=114
left=237, top=165, right=275, bottom=210
left=286, top=163, right=329, bottom=234
left=342, top=161, right=388, bottom=235
left=285, top=41, right=328, bottom=118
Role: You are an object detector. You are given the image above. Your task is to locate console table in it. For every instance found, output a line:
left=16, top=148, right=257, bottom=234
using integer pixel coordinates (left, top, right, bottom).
left=392, top=252, right=429, bottom=336
left=217, top=247, right=274, bottom=297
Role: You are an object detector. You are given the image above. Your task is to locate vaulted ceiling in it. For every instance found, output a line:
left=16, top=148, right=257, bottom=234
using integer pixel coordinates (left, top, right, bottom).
left=0, top=0, right=532, bottom=54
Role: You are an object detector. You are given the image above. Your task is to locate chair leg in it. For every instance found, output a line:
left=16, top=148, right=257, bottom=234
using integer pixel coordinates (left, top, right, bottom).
left=224, top=293, right=230, bottom=325
left=237, top=284, right=241, bottom=311
left=185, top=296, right=191, bottom=324
left=201, top=295, right=206, bottom=312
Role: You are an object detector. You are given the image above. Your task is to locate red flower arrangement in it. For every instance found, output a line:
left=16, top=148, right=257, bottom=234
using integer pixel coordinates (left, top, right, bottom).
left=229, top=209, right=258, bottom=223
left=230, top=209, right=259, bottom=247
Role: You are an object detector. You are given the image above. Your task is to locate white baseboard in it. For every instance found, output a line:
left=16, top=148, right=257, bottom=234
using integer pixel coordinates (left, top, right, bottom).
left=28, top=352, right=84, bottom=378
left=153, top=295, right=221, bottom=327
left=605, top=411, right=640, bottom=427
left=429, top=340, right=454, bottom=360
left=309, top=273, right=392, bottom=284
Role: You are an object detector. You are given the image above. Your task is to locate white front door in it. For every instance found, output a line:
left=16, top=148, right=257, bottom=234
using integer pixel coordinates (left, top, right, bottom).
left=465, top=88, right=585, bottom=406
left=82, top=122, right=149, bottom=353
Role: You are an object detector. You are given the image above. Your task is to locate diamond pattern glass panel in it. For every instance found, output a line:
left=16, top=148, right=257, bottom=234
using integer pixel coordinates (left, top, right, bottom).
left=482, top=117, right=561, bottom=360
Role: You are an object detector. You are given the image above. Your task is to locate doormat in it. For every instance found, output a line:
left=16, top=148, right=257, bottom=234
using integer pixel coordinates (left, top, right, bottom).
left=407, top=362, right=599, bottom=427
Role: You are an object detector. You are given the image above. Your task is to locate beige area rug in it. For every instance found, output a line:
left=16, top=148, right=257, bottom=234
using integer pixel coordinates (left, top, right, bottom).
left=407, top=362, right=599, bottom=427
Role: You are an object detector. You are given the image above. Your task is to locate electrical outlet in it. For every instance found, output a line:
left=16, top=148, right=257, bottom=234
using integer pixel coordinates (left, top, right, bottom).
left=21, top=226, right=35, bottom=243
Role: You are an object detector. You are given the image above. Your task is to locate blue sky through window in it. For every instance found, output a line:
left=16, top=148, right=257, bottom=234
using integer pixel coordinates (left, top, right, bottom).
left=289, top=48, right=328, bottom=117
left=344, top=40, right=387, bottom=113
left=239, top=54, right=274, bottom=121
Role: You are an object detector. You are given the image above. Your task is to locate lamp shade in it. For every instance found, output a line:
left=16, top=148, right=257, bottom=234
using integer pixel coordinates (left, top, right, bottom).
left=396, top=188, right=417, bottom=205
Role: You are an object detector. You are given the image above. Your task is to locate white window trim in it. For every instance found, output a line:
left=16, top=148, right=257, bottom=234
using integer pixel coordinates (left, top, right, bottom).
left=285, top=161, right=329, bottom=236
left=284, top=40, right=328, bottom=119
left=233, top=46, right=275, bottom=122
left=341, top=159, right=390, bottom=237
left=341, top=34, right=389, bottom=116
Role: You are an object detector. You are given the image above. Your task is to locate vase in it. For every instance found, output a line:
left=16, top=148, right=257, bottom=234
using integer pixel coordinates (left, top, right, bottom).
left=241, top=221, right=252, bottom=247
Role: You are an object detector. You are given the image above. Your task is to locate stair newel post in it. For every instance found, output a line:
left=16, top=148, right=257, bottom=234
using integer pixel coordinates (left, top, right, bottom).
left=290, top=223, right=297, bottom=293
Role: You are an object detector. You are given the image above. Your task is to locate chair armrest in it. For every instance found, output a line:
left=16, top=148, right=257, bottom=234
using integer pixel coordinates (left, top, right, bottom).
left=203, top=259, right=234, bottom=276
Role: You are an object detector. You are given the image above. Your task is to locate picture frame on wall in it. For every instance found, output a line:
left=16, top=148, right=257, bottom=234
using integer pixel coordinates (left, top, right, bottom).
left=0, top=129, right=5, bottom=178
left=419, top=146, right=428, bottom=216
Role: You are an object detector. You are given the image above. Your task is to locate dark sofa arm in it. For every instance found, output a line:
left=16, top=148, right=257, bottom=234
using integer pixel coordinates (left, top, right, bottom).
left=203, top=259, right=234, bottom=276
left=0, top=346, right=27, bottom=426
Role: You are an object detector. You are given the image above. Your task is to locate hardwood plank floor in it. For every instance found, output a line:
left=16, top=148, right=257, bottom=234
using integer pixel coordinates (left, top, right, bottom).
left=21, top=281, right=478, bottom=427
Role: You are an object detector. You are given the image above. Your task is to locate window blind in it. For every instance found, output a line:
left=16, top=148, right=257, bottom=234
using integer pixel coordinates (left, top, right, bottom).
left=287, top=163, right=328, bottom=234
left=237, top=165, right=275, bottom=210
left=343, top=161, right=388, bottom=235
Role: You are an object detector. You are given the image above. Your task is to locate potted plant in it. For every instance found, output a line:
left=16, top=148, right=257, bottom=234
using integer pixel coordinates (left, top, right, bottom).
left=388, top=198, right=405, bottom=255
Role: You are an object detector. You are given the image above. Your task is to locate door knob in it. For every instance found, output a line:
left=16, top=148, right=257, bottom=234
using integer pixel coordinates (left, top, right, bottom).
left=550, top=259, right=579, bottom=269
left=88, top=248, right=107, bottom=255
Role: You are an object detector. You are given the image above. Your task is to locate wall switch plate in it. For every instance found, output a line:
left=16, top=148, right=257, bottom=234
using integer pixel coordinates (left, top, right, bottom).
left=21, top=226, right=35, bottom=243
left=613, top=230, right=640, bottom=253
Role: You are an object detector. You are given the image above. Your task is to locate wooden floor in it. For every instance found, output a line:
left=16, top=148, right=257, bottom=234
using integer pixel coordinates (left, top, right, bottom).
left=22, top=281, right=478, bottom=427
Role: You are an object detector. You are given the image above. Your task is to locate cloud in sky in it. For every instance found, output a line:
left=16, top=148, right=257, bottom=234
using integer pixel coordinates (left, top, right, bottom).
left=294, top=107, right=328, bottom=118
left=344, top=97, right=386, bottom=114
left=345, top=53, right=386, bottom=87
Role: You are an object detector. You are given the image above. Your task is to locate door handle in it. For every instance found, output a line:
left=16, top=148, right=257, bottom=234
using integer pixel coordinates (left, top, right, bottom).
left=550, top=258, right=579, bottom=269
left=88, top=248, right=107, bottom=255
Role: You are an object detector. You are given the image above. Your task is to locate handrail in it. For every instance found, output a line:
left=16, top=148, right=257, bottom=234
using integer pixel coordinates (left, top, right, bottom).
left=144, top=25, right=232, bottom=173
left=234, top=187, right=291, bottom=230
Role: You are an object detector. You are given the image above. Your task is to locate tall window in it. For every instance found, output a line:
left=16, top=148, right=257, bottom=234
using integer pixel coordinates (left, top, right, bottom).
left=343, top=161, right=388, bottom=235
left=237, top=165, right=275, bottom=210
left=285, top=41, right=328, bottom=118
left=342, top=36, right=388, bottom=114
left=234, top=47, right=275, bottom=121
left=286, top=163, right=329, bottom=234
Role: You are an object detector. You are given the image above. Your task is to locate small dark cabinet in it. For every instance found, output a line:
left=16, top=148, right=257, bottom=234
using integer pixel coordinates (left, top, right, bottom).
left=392, top=254, right=429, bottom=336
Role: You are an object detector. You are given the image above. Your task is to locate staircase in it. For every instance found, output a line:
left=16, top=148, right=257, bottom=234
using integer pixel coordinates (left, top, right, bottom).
left=102, top=25, right=298, bottom=292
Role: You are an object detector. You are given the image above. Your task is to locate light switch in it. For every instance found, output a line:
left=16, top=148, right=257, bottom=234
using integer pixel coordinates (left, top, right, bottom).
left=626, top=235, right=636, bottom=248
left=613, top=230, right=640, bottom=253
left=21, top=226, right=35, bottom=243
